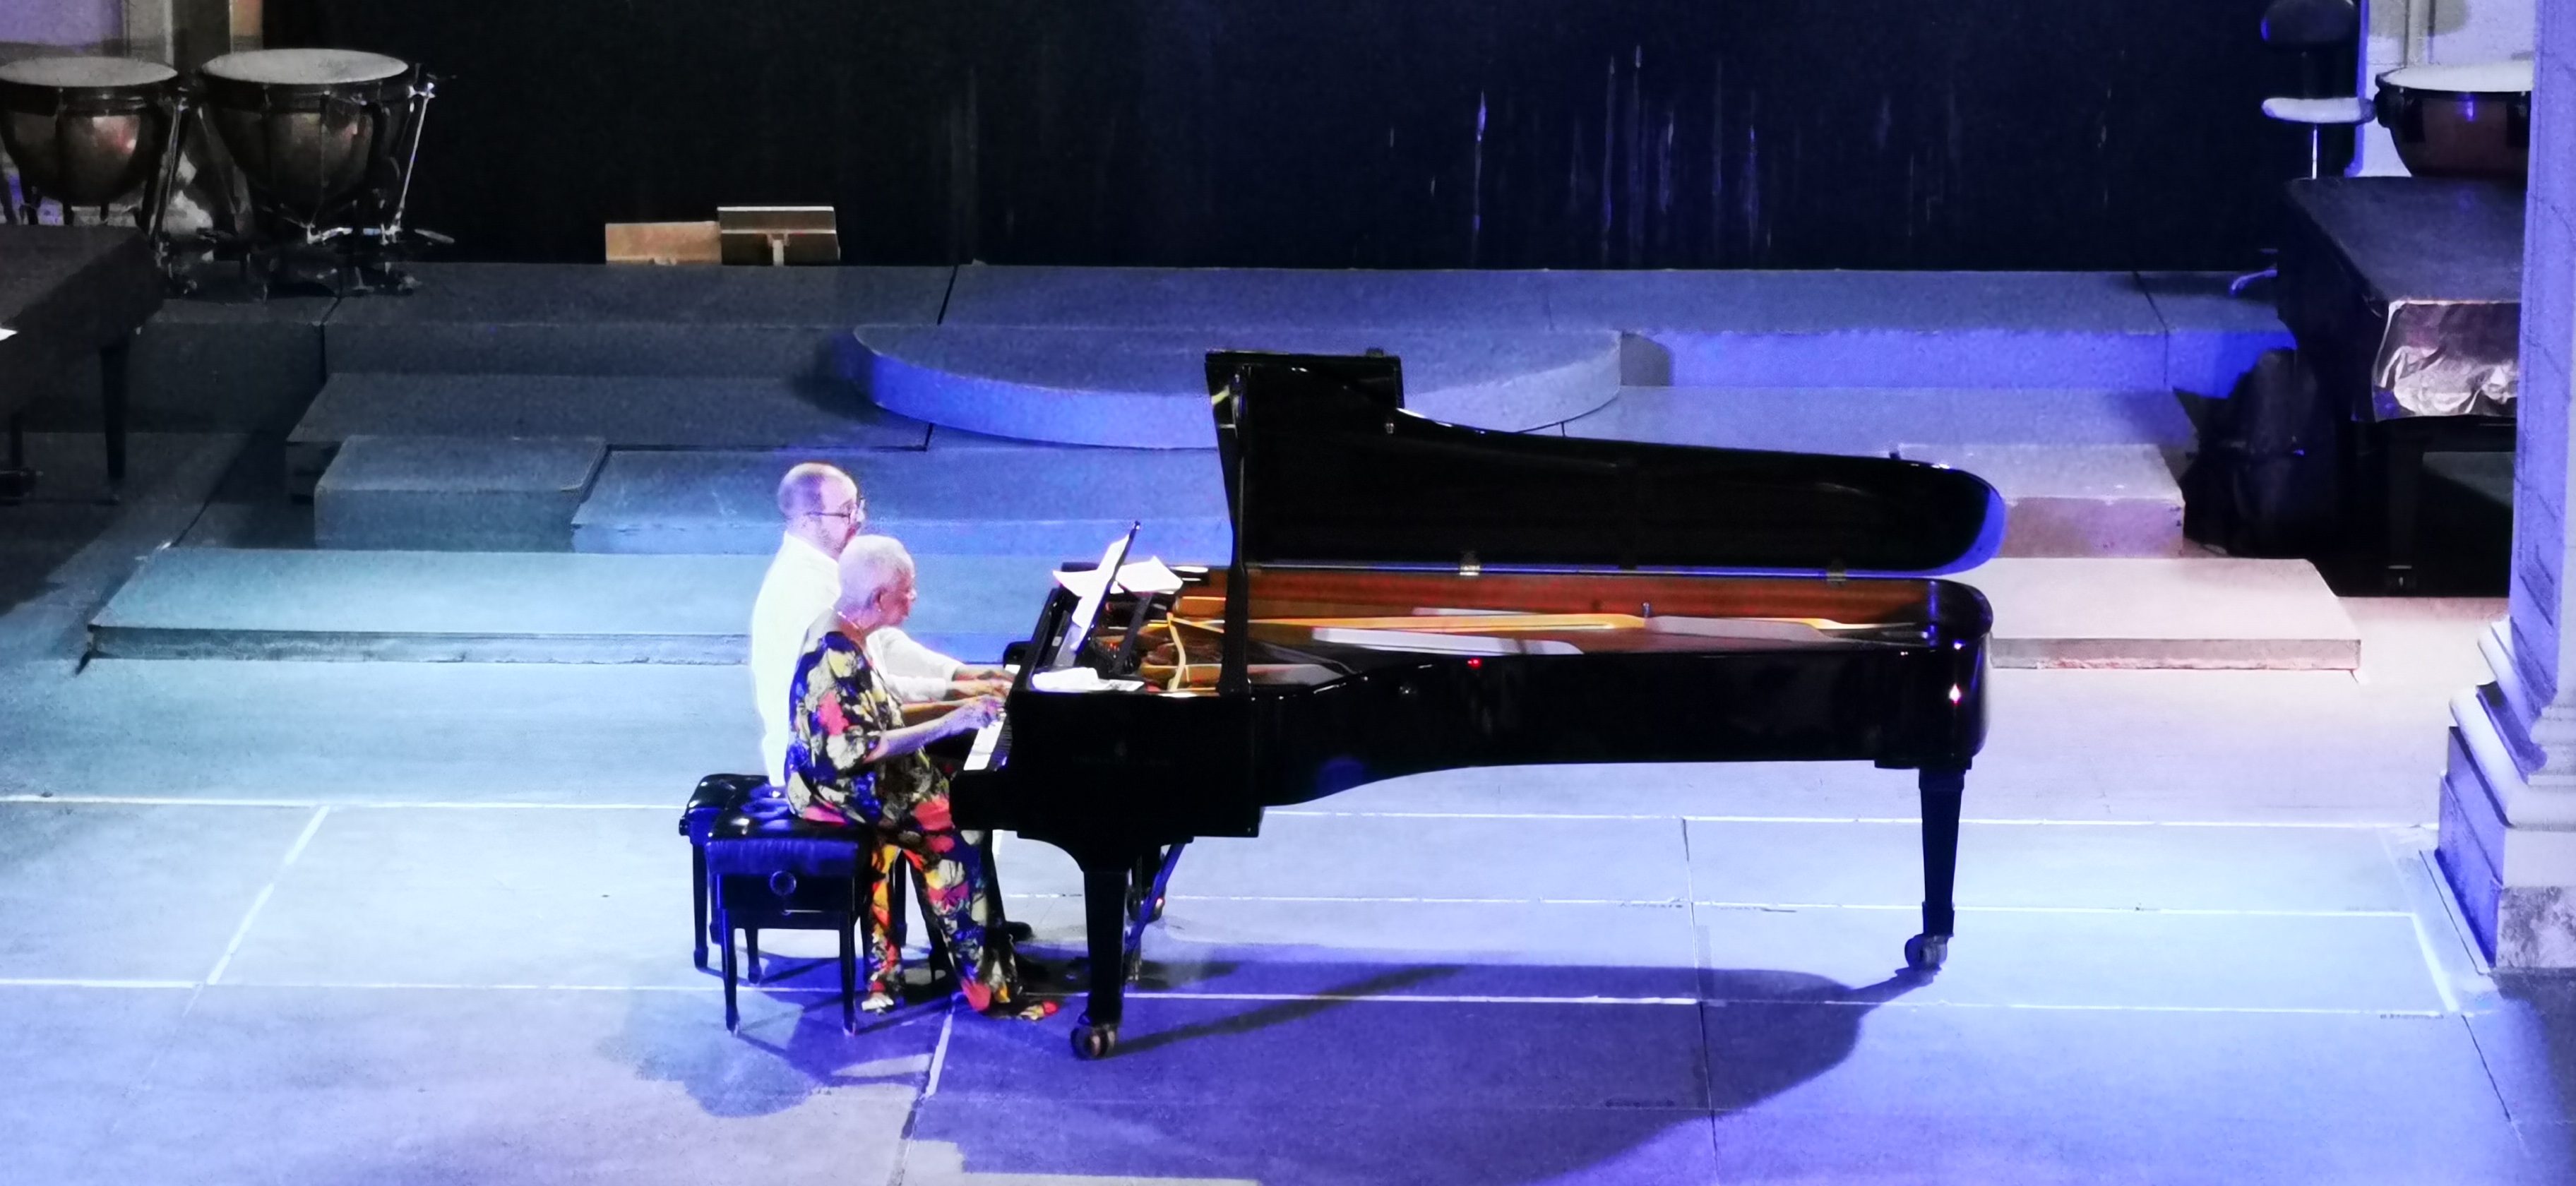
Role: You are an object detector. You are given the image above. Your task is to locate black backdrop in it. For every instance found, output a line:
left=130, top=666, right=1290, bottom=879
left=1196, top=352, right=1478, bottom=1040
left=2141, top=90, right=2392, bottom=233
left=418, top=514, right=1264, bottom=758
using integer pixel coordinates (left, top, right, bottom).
left=268, top=0, right=2334, bottom=270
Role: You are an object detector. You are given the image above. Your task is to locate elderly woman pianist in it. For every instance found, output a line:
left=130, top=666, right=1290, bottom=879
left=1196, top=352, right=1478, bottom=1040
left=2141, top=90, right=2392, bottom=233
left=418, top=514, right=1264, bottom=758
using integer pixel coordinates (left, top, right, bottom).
left=784, top=535, right=1054, bottom=1021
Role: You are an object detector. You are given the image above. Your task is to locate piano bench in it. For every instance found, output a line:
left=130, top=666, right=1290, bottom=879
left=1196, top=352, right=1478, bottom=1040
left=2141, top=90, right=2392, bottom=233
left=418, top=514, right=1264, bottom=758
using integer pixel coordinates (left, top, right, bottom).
left=704, top=823, right=872, bottom=1034
left=679, top=774, right=777, bottom=971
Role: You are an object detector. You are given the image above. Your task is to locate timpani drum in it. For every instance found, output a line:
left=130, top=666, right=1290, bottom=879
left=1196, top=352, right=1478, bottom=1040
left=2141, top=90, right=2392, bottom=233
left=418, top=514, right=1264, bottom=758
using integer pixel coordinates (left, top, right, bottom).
left=0, top=55, right=177, bottom=209
left=199, top=48, right=414, bottom=213
left=2375, top=60, right=2533, bottom=181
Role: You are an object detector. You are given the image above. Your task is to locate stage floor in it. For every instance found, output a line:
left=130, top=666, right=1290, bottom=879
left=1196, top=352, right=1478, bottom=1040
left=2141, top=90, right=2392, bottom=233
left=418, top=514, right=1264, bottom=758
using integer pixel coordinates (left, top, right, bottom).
left=0, top=265, right=2545, bottom=1184
left=0, top=619, right=2559, bottom=1185
left=0, top=440, right=2565, bottom=1185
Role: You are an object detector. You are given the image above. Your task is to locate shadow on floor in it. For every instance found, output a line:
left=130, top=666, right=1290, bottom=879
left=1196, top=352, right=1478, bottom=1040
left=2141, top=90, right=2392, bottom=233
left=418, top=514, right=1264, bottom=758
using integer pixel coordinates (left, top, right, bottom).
left=609, top=983, right=947, bottom=1118
left=628, top=956, right=1923, bottom=1185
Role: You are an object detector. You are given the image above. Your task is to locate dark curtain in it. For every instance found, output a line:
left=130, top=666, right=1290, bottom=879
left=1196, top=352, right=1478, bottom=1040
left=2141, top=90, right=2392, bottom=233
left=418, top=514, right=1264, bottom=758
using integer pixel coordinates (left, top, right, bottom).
left=268, top=0, right=2320, bottom=269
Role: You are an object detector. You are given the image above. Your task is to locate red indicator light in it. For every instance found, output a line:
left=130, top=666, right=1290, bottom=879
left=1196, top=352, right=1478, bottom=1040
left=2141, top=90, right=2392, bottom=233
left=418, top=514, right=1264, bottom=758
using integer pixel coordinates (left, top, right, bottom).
left=1467, top=658, right=1482, bottom=669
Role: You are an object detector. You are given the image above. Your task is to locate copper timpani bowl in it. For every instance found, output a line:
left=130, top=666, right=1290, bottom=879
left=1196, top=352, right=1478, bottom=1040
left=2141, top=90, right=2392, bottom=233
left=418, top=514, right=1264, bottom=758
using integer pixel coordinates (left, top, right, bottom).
left=0, top=55, right=177, bottom=207
left=2376, top=60, right=2534, bottom=181
left=199, top=48, right=412, bottom=211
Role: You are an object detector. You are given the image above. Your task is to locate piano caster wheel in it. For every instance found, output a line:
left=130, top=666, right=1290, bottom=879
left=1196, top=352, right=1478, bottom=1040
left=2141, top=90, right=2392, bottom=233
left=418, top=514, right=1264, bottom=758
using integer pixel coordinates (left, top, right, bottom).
left=1904, top=934, right=1948, bottom=972
left=1121, top=947, right=1145, bottom=986
left=1073, top=1024, right=1119, bottom=1060
left=1147, top=897, right=1166, bottom=923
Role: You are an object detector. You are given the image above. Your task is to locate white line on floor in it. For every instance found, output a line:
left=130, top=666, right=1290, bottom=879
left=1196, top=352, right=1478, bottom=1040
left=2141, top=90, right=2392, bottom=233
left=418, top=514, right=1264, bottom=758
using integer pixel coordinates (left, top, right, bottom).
left=925, top=1002, right=958, bottom=1096
left=1692, top=901, right=2419, bottom=918
left=1278, top=811, right=2433, bottom=829
left=287, top=982, right=802, bottom=992
left=1128, top=991, right=2444, bottom=1017
left=1135, top=990, right=1701, bottom=1005
left=2406, top=907, right=2466, bottom=1015
left=1145, top=894, right=1690, bottom=906
left=1003, top=892, right=2417, bottom=918
left=203, top=805, right=330, bottom=986
left=1, top=796, right=2428, bottom=830
left=1760, top=999, right=2451, bottom=1018
left=0, top=795, right=664, bottom=810
left=0, top=795, right=325, bottom=808
left=0, top=978, right=2447, bottom=1017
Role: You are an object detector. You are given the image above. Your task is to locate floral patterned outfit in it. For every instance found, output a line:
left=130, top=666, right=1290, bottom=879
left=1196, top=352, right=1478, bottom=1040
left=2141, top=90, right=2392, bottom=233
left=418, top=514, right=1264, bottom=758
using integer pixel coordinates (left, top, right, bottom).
left=785, top=618, right=1029, bottom=1014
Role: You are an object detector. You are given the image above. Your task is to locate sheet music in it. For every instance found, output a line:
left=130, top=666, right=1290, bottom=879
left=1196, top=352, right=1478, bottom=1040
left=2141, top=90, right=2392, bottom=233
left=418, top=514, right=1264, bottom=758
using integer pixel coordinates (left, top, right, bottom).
left=1051, top=556, right=1185, bottom=599
left=1029, top=667, right=1146, bottom=693
left=1046, top=525, right=1138, bottom=671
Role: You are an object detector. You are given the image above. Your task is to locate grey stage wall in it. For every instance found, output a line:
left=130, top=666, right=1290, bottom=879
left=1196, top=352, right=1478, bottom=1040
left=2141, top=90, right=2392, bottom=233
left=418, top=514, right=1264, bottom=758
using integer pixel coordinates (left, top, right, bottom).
left=268, top=0, right=2337, bottom=271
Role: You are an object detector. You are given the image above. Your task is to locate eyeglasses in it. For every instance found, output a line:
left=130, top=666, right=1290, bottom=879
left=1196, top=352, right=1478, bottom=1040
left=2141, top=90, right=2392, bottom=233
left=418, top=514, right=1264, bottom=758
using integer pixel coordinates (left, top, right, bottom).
left=804, top=500, right=866, bottom=522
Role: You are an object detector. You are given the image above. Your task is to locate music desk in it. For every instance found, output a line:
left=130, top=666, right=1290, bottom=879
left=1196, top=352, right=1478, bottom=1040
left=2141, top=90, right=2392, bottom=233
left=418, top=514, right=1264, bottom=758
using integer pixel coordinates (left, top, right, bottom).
left=0, top=225, right=162, bottom=500
left=2277, top=178, right=2521, bottom=593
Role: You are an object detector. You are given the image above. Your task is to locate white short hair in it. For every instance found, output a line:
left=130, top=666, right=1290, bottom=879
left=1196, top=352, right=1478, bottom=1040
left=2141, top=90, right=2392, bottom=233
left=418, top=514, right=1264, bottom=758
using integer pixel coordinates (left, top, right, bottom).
left=835, top=535, right=915, bottom=605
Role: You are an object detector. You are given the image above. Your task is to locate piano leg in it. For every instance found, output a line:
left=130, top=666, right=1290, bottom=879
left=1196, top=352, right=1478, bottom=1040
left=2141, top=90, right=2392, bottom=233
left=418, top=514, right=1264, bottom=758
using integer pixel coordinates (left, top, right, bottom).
left=100, top=336, right=130, bottom=497
left=1908, top=767, right=1965, bottom=971
left=1073, top=860, right=1135, bottom=1060
left=1119, top=844, right=1186, bottom=984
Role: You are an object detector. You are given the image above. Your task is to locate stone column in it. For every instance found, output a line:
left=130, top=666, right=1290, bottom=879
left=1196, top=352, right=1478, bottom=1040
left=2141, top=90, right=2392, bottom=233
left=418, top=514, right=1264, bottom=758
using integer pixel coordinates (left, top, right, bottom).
left=2438, top=0, right=2576, bottom=966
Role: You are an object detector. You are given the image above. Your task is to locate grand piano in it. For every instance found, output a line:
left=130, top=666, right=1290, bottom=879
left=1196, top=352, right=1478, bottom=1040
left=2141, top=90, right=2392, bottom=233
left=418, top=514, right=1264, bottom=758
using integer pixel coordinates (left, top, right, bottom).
left=951, top=351, right=2004, bottom=1060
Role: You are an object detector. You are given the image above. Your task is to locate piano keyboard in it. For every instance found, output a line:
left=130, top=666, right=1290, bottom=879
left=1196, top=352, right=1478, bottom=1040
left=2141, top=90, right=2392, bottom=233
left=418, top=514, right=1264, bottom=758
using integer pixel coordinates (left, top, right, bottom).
left=965, top=714, right=1010, bottom=772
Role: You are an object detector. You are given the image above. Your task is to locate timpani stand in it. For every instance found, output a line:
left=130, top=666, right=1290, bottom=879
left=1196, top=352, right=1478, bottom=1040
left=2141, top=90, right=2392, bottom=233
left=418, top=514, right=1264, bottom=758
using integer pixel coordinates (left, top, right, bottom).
left=184, top=49, right=441, bottom=296
left=2277, top=177, right=2522, bottom=593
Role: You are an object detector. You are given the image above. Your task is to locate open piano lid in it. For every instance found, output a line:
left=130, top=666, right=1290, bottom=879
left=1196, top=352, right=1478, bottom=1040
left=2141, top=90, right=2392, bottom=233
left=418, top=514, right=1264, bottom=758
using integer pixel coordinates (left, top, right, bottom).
left=1205, top=350, right=2005, bottom=578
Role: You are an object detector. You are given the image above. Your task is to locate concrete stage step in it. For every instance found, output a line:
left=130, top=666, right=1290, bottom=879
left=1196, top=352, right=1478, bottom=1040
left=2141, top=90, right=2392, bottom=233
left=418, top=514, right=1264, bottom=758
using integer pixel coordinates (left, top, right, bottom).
left=2135, top=272, right=2298, bottom=400
left=881, top=265, right=2288, bottom=448
left=90, top=549, right=1056, bottom=664
left=571, top=442, right=1230, bottom=561
left=1543, top=270, right=2171, bottom=389
left=941, top=266, right=2291, bottom=393
left=1960, top=558, right=2359, bottom=669
left=1566, top=385, right=2197, bottom=452
left=285, top=372, right=930, bottom=494
left=322, top=263, right=953, bottom=378
left=939, top=263, right=1556, bottom=331
left=316, top=436, right=607, bottom=552
left=567, top=436, right=2178, bottom=561
left=1897, top=444, right=2186, bottom=559
left=847, top=325, right=1621, bottom=448
left=93, top=551, right=2359, bottom=670
left=1566, top=387, right=2194, bottom=558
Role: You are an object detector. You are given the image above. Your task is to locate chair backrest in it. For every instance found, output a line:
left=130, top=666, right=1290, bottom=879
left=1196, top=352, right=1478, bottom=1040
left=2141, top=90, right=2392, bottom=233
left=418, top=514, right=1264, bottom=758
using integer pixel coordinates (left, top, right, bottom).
left=2260, top=0, right=2359, bottom=100
left=2260, top=0, right=2358, bottom=49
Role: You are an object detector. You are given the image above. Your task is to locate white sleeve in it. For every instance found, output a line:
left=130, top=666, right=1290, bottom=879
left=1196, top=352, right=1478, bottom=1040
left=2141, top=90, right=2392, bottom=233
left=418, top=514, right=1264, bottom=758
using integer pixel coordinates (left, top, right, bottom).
left=864, top=629, right=958, bottom=702
left=872, top=628, right=963, bottom=683
left=878, top=670, right=952, bottom=702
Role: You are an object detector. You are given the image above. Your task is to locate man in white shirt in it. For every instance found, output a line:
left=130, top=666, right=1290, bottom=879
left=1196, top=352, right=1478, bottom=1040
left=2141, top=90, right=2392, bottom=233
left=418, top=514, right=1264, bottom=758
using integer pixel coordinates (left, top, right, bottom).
left=749, top=462, right=1008, bottom=785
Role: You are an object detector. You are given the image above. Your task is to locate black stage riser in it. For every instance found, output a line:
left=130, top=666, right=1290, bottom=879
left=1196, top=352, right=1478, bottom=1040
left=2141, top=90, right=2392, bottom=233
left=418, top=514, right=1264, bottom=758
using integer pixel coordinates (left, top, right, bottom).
left=268, top=0, right=2339, bottom=270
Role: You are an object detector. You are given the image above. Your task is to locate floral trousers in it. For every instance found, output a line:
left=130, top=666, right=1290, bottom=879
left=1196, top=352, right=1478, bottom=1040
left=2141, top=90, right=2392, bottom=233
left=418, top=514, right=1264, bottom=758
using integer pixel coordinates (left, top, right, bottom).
left=859, top=796, right=1025, bottom=1012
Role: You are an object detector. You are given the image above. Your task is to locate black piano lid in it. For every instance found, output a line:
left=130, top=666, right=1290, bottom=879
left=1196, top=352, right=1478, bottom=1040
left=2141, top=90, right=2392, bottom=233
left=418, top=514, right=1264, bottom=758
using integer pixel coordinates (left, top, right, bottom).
left=1205, top=350, right=2005, bottom=579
